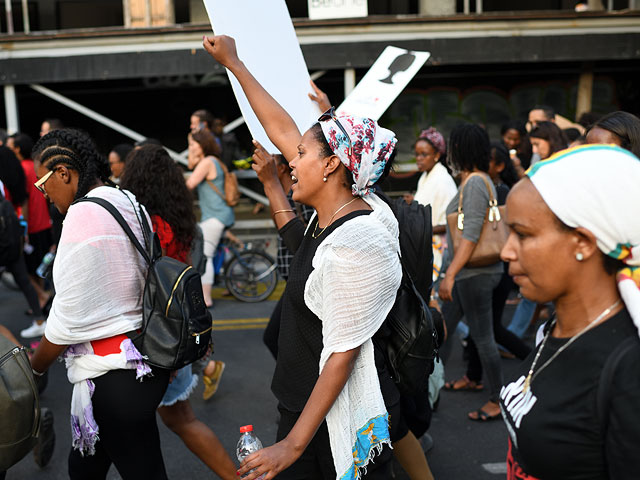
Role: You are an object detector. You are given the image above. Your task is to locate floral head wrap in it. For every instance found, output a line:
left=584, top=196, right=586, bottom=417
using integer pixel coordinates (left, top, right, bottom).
left=419, top=127, right=446, bottom=155
left=319, top=109, right=397, bottom=197
left=526, top=144, right=640, bottom=335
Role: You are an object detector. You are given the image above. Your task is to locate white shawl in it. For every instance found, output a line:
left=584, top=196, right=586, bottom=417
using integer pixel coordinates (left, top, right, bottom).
left=304, top=194, right=402, bottom=479
left=45, top=186, right=149, bottom=345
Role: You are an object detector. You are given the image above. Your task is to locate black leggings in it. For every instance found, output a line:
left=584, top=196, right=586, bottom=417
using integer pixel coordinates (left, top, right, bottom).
left=68, top=368, right=170, bottom=480
left=5, top=253, right=42, bottom=317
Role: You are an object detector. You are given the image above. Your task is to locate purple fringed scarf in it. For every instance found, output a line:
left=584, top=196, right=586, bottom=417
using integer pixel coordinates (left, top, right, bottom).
left=65, top=338, right=152, bottom=456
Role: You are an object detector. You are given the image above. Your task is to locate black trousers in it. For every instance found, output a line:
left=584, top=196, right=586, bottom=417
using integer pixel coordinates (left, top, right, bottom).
left=68, top=368, right=170, bottom=480
left=276, top=406, right=393, bottom=480
left=6, top=253, right=42, bottom=317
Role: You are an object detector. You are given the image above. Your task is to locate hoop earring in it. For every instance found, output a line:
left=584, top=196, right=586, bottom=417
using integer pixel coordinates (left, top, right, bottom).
left=576, top=252, right=584, bottom=261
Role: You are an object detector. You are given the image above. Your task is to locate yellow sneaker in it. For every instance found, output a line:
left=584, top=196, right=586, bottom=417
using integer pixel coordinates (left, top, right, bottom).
left=202, top=361, right=225, bottom=400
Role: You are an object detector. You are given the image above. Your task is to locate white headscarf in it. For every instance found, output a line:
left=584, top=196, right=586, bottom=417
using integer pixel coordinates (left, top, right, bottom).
left=527, top=144, right=640, bottom=334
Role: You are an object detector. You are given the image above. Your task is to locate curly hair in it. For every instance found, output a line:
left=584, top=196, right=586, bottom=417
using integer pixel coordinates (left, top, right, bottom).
left=32, top=128, right=111, bottom=200
left=119, top=145, right=196, bottom=250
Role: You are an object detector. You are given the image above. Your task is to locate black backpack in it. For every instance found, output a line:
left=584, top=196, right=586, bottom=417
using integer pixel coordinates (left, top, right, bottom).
left=74, top=195, right=213, bottom=370
left=0, top=189, right=22, bottom=267
left=375, top=193, right=444, bottom=395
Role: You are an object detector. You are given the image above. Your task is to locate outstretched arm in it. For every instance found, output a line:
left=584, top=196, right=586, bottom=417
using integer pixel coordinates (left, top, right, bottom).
left=203, top=35, right=301, bottom=162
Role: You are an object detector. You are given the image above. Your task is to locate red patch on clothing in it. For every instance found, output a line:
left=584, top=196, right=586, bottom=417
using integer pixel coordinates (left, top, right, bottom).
left=91, top=334, right=129, bottom=356
left=507, top=438, right=540, bottom=480
left=151, top=215, right=190, bottom=263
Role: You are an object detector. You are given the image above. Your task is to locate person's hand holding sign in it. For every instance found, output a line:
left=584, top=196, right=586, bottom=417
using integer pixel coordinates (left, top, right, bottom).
left=202, top=35, right=241, bottom=70
left=251, top=139, right=280, bottom=188
left=308, top=79, right=331, bottom=112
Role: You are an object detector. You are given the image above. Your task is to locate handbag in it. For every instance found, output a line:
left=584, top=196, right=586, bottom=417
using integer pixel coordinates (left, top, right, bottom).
left=0, top=335, right=40, bottom=471
left=446, top=173, right=508, bottom=268
left=207, top=158, right=240, bottom=207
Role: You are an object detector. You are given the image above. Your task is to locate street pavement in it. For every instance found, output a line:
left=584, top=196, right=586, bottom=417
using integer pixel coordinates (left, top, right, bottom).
left=1, top=276, right=529, bottom=479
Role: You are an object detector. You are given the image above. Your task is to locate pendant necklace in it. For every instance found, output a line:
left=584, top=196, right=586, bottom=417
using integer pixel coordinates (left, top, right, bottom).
left=522, top=299, right=621, bottom=394
left=312, top=197, right=359, bottom=239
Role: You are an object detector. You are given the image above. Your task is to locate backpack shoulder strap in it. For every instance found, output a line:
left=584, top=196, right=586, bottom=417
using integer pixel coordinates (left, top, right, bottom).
left=73, top=197, right=150, bottom=264
left=597, top=336, right=639, bottom=435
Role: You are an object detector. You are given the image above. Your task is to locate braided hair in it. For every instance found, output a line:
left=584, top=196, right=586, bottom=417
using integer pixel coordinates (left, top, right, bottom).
left=32, top=129, right=112, bottom=200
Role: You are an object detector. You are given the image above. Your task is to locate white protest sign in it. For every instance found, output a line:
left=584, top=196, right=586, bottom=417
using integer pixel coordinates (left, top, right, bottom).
left=202, top=0, right=321, bottom=153
left=338, top=46, right=431, bottom=120
left=308, top=0, right=368, bottom=20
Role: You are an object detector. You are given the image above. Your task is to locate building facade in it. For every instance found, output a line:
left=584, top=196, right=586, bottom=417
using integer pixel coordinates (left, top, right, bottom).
left=1, top=0, right=639, bottom=163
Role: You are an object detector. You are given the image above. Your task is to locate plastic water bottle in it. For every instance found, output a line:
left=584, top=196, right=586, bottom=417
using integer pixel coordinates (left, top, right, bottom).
left=236, top=425, right=265, bottom=479
left=36, top=252, right=55, bottom=278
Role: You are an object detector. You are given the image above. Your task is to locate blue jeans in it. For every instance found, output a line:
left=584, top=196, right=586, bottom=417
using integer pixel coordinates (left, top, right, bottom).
left=507, top=298, right=536, bottom=339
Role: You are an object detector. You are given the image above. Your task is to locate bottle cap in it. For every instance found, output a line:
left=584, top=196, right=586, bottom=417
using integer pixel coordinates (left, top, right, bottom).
left=239, top=425, right=253, bottom=433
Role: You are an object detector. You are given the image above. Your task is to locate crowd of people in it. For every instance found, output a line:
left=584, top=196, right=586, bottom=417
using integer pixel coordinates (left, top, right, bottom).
left=1, top=32, right=639, bottom=480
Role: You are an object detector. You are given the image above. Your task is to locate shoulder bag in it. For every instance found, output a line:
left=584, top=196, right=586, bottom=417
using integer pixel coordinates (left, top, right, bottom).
left=0, top=335, right=40, bottom=471
left=446, top=173, right=508, bottom=268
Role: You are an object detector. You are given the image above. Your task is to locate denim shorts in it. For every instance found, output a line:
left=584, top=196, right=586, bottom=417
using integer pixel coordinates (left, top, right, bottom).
left=159, top=364, right=198, bottom=407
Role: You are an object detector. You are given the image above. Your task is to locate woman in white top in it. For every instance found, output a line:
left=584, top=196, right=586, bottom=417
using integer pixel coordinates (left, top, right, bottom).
left=29, top=129, right=170, bottom=479
left=405, top=127, right=457, bottom=283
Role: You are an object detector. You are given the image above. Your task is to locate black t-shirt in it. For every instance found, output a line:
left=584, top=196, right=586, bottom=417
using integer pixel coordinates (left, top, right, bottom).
left=500, top=309, right=640, bottom=480
left=271, top=210, right=399, bottom=413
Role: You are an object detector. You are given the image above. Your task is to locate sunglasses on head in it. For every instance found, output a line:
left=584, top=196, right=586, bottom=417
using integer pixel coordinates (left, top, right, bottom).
left=318, top=107, right=353, bottom=157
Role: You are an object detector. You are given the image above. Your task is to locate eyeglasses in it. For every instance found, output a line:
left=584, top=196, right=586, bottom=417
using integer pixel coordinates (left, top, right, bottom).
left=34, top=168, right=56, bottom=195
left=318, top=107, right=353, bottom=157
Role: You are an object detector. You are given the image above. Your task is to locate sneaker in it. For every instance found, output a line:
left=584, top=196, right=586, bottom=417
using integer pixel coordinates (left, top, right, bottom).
left=33, top=407, right=55, bottom=468
left=202, top=361, right=225, bottom=400
left=20, top=321, right=46, bottom=338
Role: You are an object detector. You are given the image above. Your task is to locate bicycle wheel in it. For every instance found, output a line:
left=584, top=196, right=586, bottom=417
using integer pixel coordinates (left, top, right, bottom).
left=224, top=250, right=278, bottom=303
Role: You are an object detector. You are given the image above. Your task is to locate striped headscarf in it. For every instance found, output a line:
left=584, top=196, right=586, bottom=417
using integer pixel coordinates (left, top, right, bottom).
left=527, top=144, right=640, bottom=335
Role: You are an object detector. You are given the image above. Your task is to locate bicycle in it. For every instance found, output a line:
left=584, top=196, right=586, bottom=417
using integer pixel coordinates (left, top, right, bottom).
left=213, top=236, right=278, bottom=303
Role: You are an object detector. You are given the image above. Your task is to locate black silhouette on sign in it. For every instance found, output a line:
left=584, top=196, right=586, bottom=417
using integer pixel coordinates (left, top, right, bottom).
left=379, top=51, right=416, bottom=84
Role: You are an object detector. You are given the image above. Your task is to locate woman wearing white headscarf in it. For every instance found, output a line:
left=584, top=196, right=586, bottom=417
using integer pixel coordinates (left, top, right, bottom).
left=500, top=144, right=640, bottom=480
left=204, top=36, right=402, bottom=480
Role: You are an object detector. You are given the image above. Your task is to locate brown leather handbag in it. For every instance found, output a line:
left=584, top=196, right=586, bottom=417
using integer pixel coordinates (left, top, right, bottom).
left=446, top=173, right=508, bottom=268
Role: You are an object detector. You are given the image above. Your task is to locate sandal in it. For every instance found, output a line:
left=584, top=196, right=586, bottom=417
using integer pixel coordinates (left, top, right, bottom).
left=468, top=406, right=501, bottom=422
left=444, top=375, right=484, bottom=391
left=202, top=361, right=225, bottom=400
